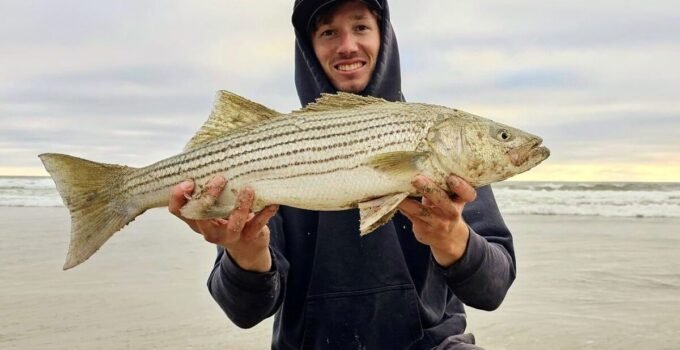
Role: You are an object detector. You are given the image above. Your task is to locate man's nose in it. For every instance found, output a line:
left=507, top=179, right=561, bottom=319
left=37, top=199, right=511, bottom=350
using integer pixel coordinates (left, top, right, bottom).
left=336, top=32, right=358, bottom=55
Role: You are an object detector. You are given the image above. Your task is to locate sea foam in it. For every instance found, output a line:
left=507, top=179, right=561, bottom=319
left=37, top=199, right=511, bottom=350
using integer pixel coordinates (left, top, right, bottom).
left=2, top=177, right=679, bottom=218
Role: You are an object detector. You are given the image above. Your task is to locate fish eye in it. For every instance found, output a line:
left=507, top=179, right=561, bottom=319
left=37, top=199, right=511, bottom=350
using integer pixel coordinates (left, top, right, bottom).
left=497, top=129, right=512, bottom=141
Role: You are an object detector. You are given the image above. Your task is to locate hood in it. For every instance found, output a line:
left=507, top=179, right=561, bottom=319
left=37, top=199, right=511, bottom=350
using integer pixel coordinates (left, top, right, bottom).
left=292, top=0, right=404, bottom=106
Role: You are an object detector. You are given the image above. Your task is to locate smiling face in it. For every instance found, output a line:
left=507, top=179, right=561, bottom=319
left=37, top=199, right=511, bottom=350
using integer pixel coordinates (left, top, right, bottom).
left=311, top=1, right=381, bottom=93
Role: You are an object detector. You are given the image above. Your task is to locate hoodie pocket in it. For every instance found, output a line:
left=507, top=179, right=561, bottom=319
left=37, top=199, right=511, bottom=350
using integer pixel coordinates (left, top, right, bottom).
left=301, top=284, right=423, bottom=349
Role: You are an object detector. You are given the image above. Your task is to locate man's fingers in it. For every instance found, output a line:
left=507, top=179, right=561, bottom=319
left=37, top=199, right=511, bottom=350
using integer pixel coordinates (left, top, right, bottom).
left=204, top=175, right=227, bottom=200
left=398, top=197, right=431, bottom=222
left=212, top=218, right=229, bottom=225
left=412, top=175, right=456, bottom=216
left=191, top=176, right=226, bottom=233
left=169, top=180, right=194, bottom=216
left=168, top=180, right=202, bottom=232
left=398, top=197, right=420, bottom=215
left=447, top=176, right=477, bottom=203
left=242, top=205, right=279, bottom=241
left=225, top=187, right=255, bottom=238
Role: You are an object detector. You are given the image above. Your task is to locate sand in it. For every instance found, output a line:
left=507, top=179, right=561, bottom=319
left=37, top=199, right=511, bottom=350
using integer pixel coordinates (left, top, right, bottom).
left=1, top=207, right=678, bottom=349
left=466, top=215, right=680, bottom=350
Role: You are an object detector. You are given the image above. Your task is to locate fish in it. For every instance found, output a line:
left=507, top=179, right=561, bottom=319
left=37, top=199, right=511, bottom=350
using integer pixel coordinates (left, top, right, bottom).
left=40, top=91, right=550, bottom=270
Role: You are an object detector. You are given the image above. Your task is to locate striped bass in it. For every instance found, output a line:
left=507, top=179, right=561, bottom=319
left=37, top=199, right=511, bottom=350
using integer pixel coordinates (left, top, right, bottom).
left=40, top=91, right=550, bottom=269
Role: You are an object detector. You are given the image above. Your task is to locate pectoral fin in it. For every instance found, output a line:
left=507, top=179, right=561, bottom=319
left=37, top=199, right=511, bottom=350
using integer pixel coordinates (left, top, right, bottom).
left=358, top=192, right=410, bottom=235
left=366, top=151, right=428, bottom=178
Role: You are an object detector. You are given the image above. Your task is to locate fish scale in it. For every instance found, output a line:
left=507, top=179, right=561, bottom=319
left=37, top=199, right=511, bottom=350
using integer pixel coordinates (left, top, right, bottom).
left=128, top=110, right=403, bottom=189
left=127, top=109, right=432, bottom=206
left=39, top=90, right=549, bottom=269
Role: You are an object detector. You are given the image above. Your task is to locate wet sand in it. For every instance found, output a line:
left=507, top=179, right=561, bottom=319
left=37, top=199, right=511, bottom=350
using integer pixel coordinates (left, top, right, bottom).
left=1, top=207, right=678, bottom=349
left=467, top=214, right=680, bottom=350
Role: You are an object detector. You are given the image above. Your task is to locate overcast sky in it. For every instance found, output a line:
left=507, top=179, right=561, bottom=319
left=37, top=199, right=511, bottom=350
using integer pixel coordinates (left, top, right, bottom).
left=1, top=0, right=679, bottom=181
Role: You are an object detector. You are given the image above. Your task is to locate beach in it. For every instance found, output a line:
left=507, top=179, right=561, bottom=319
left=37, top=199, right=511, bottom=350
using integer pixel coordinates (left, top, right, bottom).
left=1, top=207, right=679, bottom=349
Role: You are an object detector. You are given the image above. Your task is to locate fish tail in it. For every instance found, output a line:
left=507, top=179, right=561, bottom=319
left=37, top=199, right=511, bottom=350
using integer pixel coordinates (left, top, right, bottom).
left=39, top=153, right=141, bottom=270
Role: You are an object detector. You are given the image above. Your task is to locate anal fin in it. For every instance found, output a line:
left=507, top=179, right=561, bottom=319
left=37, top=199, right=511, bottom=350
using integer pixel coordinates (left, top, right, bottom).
left=358, top=192, right=409, bottom=235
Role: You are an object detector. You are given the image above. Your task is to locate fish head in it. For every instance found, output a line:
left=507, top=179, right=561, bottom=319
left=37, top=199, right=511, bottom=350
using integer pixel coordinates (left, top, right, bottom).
left=429, top=111, right=550, bottom=187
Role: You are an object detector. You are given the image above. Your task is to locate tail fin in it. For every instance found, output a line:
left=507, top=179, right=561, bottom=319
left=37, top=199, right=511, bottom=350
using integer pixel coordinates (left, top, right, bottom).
left=39, top=153, right=140, bottom=270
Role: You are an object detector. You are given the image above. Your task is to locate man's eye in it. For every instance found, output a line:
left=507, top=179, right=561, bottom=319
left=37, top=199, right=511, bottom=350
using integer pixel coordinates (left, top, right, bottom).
left=356, top=25, right=369, bottom=32
left=319, top=30, right=334, bottom=38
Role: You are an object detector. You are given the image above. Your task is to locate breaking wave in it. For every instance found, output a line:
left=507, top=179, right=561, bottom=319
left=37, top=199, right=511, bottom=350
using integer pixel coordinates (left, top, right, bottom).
left=493, top=181, right=680, bottom=218
left=2, top=177, right=680, bottom=218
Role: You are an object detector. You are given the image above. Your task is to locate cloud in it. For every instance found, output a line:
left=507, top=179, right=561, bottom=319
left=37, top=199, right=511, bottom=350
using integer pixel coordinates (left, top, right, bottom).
left=392, top=0, right=680, bottom=49
left=1, top=0, right=679, bottom=180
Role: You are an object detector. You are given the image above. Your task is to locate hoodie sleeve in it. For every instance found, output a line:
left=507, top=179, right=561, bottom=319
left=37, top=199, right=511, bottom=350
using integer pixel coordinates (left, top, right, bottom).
left=206, top=213, right=289, bottom=328
left=437, top=185, right=516, bottom=311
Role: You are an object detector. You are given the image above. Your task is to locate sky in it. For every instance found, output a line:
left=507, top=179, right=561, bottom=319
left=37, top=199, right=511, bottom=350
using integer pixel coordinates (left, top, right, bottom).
left=1, top=0, right=679, bottom=182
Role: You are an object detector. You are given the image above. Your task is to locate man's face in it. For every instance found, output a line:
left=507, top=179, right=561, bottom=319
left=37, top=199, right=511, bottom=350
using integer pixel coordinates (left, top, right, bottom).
left=311, top=1, right=381, bottom=93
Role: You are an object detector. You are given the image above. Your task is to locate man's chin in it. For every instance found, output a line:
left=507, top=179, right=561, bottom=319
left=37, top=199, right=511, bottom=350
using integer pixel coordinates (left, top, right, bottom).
left=333, top=80, right=369, bottom=94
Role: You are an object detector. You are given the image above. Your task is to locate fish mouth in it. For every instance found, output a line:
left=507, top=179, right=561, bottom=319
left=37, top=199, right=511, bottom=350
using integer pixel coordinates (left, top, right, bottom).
left=507, top=138, right=550, bottom=167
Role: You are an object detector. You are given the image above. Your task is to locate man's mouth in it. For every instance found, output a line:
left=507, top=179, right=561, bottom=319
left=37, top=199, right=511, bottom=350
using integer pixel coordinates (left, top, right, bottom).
left=335, top=62, right=365, bottom=72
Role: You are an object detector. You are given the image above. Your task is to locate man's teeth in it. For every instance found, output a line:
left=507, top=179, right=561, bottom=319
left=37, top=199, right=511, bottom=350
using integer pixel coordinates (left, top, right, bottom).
left=336, top=62, right=363, bottom=71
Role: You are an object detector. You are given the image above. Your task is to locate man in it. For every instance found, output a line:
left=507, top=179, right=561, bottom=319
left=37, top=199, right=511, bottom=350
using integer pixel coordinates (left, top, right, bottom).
left=169, top=1, right=515, bottom=348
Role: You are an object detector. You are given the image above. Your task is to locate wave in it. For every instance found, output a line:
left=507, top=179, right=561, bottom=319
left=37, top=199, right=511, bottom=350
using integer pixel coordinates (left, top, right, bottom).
left=493, top=184, right=680, bottom=218
left=496, top=181, right=680, bottom=192
left=495, top=203, right=680, bottom=218
left=2, top=177, right=679, bottom=218
left=0, top=203, right=63, bottom=208
left=0, top=177, right=55, bottom=191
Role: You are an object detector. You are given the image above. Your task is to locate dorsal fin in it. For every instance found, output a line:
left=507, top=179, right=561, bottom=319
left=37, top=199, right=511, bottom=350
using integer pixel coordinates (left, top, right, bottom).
left=184, top=91, right=280, bottom=151
left=293, top=92, right=388, bottom=113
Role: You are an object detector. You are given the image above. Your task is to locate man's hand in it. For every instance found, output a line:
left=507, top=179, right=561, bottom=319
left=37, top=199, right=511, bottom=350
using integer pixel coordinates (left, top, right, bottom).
left=398, top=175, right=477, bottom=267
left=168, top=175, right=278, bottom=272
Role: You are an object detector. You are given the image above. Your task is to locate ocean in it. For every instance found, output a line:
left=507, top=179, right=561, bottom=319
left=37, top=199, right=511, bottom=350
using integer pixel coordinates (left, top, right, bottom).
left=1, top=176, right=679, bottom=218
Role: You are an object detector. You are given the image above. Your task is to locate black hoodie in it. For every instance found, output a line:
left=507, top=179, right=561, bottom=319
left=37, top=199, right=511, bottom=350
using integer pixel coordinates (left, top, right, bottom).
left=207, top=1, right=516, bottom=349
